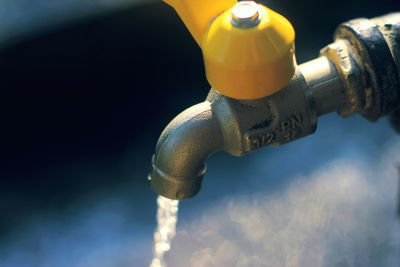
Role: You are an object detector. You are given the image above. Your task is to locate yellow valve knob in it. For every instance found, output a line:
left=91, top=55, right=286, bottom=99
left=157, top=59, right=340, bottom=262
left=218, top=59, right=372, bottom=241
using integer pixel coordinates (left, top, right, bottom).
left=202, top=2, right=296, bottom=99
left=163, top=0, right=296, bottom=100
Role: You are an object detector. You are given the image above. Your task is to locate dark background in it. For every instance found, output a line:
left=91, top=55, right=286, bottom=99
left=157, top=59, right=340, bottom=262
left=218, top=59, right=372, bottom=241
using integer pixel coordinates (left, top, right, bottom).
left=0, top=0, right=400, bottom=266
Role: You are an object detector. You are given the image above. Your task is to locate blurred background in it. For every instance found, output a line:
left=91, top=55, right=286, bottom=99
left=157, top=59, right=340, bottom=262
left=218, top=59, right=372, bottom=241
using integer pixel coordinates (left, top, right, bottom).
left=1, top=0, right=400, bottom=266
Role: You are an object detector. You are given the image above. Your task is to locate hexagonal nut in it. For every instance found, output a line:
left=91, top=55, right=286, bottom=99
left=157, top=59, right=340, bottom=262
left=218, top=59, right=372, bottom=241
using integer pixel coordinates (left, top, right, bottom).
left=320, top=40, right=367, bottom=117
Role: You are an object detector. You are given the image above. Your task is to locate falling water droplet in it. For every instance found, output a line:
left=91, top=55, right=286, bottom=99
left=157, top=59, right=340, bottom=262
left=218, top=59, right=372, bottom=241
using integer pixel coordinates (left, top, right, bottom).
left=150, top=195, right=179, bottom=267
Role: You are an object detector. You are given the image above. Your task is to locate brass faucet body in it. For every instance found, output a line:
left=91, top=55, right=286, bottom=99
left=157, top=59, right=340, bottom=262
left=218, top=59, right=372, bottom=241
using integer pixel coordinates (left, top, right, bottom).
left=150, top=13, right=400, bottom=200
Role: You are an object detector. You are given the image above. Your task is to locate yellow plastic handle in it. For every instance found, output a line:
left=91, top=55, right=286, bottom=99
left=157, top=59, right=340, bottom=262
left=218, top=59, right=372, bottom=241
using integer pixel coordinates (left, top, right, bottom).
left=163, top=0, right=296, bottom=100
left=162, top=0, right=237, bottom=45
left=202, top=5, right=296, bottom=99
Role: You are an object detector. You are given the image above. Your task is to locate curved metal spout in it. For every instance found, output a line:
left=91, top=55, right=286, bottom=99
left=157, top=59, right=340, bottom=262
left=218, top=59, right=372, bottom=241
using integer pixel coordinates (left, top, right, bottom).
left=150, top=101, right=224, bottom=200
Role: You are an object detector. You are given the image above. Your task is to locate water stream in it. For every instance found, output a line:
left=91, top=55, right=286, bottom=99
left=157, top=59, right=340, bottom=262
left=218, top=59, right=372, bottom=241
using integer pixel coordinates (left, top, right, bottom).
left=150, top=195, right=179, bottom=267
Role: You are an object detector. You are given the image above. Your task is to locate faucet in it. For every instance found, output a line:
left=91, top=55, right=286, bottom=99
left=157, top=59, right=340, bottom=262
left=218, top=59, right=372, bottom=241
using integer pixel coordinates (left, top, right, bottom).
left=149, top=0, right=400, bottom=200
